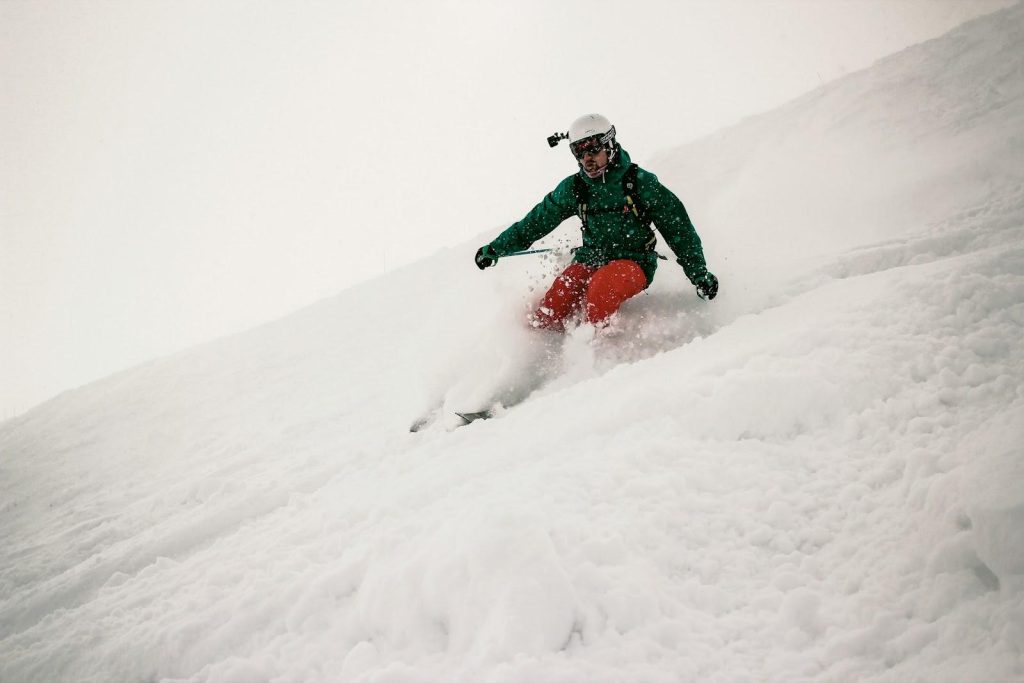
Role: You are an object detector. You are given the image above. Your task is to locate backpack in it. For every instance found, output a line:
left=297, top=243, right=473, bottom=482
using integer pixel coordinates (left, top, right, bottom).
left=571, top=163, right=657, bottom=252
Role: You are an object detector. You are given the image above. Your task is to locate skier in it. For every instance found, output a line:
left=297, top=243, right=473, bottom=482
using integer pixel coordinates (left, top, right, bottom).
left=475, top=114, right=718, bottom=331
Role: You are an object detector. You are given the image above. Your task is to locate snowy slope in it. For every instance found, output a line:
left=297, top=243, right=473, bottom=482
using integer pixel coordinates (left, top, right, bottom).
left=3, top=5, right=1024, bottom=682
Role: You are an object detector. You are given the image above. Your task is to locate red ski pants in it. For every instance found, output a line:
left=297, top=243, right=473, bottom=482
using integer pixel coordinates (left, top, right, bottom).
left=532, top=260, right=648, bottom=331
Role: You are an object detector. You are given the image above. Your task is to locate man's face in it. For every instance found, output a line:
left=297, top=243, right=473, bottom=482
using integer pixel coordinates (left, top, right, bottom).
left=572, top=137, right=610, bottom=178
left=580, top=147, right=609, bottom=177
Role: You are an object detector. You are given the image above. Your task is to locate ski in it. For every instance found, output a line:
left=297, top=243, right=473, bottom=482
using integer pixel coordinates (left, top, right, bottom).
left=454, top=410, right=493, bottom=425
left=409, top=409, right=492, bottom=432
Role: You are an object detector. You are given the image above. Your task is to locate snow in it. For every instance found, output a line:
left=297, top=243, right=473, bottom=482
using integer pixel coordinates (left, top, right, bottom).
left=3, top=5, right=1024, bottom=682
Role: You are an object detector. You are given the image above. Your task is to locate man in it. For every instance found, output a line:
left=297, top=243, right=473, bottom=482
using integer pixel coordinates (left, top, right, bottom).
left=475, top=113, right=718, bottom=331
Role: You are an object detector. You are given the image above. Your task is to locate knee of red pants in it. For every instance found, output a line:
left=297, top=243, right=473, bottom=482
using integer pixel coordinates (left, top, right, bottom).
left=555, top=263, right=597, bottom=292
left=531, top=263, right=595, bottom=330
left=585, top=260, right=648, bottom=325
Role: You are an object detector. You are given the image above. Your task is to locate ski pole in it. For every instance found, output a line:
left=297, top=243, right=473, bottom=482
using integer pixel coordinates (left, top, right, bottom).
left=505, top=248, right=556, bottom=257
left=506, top=248, right=668, bottom=259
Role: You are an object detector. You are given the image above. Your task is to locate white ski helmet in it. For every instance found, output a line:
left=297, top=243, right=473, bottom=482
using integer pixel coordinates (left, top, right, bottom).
left=567, top=113, right=617, bottom=161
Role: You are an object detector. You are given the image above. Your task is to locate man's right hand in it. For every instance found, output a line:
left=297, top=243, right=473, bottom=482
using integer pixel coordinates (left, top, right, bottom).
left=475, top=245, right=499, bottom=270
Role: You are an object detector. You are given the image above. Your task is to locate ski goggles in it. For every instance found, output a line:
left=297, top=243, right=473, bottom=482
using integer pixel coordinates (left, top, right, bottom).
left=570, top=136, right=605, bottom=160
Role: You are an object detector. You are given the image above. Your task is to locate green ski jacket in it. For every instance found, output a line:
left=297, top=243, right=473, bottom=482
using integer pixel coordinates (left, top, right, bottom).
left=487, top=146, right=708, bottom=286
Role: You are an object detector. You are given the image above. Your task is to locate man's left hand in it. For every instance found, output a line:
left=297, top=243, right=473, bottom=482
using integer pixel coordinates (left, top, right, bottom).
left=695, top=272, right=719, bottom=300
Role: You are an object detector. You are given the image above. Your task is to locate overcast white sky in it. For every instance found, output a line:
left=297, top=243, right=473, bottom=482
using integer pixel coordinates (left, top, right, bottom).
left=0, top=0, right=1012, bottom=417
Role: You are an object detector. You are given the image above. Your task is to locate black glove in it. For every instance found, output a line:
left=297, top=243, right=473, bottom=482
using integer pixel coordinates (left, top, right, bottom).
left=694, top=272, right=719, bottom=300
left=475, top=245, right=499, bottom=270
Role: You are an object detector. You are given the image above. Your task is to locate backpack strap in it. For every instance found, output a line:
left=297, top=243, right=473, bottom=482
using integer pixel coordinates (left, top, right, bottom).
left=622, top=163, right=650, bottom=227
left=622, top=163, right=659, bottom=252
left=572, top=174, right=590, bottom=231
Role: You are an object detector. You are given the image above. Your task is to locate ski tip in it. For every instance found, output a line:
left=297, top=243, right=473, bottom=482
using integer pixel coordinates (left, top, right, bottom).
left=454, top=410, right=493, bottom=425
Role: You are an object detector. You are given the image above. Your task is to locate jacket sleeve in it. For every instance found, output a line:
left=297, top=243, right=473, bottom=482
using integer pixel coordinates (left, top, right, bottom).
left=488, top=176, right=578, bottom=256
left=640, top=170, right=708, bottom=284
